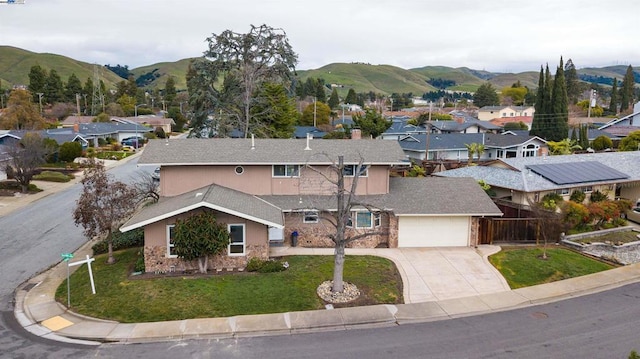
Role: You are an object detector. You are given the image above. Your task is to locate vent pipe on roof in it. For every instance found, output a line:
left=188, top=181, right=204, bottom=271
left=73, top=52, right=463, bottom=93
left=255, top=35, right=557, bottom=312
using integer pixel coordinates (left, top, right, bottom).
left=305, top=133, right=312, bottom=150
left=251, top=133, right=255, bottom=150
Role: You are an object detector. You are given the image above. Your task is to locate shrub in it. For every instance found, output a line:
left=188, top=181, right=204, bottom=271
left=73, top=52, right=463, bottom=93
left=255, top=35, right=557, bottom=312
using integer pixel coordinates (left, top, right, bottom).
left=59, top=141, right=83, bottom=162
left=33, top=171, right=72, bottom=182
left=246, top=257, right=288, bottom=273
left=154, top=126, right=167, bottom=139
left=591, top=135, right=613, bottom=151
left=92, top=228, right=144, bottom=255
left=541, top=192, right=563, bottom=209
left=569, top=190, right=586, bottom=203
left=590, top=190, right=608, bottom=202
left=134, top=253, right=145, bottom=273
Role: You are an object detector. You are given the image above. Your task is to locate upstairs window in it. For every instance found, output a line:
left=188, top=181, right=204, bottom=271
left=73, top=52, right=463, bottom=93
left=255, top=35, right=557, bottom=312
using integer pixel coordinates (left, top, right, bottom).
left=273, top=165, right=300, bottom=177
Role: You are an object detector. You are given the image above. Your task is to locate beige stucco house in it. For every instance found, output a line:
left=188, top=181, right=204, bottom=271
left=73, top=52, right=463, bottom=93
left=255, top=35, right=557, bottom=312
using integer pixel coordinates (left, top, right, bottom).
left=477, top=106, right=535, bottom=121
left=121, top=137, right=502, bottom=273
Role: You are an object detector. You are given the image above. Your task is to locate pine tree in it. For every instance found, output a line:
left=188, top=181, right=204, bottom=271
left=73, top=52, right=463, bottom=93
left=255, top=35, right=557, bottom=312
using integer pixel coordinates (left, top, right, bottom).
left=550, top=57, right=569, bottom=142
left=44, top=69, right=65, bottom=104
left=344, top=88, right=357, bottom=105
left=27, top=65, right=48, bottom=100
left=64, top=73, right=83, bottom=103
left=609, top=78, right=618, bottom=114
left=164, top=76, right=177, bottom=107
left=564, top=59, right=580, bottom=104
left=473, top=83, right=500, bottom=108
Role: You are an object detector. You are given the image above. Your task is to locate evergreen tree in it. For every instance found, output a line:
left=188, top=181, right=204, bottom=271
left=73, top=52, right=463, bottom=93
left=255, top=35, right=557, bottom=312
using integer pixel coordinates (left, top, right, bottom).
left=44, top=69, right=65, bottom=104
left=543, top=65, right=553, bottom=115
left=609, top=78, right=618, bottom=113
left=351, top=108, right=392, bottom=138
left=550, top=57, right=569, bottom=141
left=27, top=65, right=48, bottom=100
left=473, top=83, right=499, bottom=108
left=620, top=65, right=635, bottom=112
left=164, top=76, right=177, bottom=107
left=564, top=58, right=580, bottom=104
left=314, top=80, right=327, bottom=103
left=344, top=88, right=357, bottom=105
left=328, top=88, right=340, bottom=109
left=251, top=82, right=298, bottom=138
left=64, top=73, right=83, bottom=103
left=530, top=66, right=546, bottom=138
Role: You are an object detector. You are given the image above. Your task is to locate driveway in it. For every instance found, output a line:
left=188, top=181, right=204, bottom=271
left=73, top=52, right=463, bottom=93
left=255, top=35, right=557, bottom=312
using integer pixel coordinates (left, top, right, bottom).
left=270, top=246, right=511, bottom=303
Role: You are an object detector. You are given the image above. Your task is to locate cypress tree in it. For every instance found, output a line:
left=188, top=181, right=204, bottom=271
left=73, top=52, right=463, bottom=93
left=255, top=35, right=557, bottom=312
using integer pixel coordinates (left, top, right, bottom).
left=530, top=66, right=545, bottom=138
left=609, top=78, right=618, bottom=114
left=564, top=58, right=580, bottom=104
left=550, top=57, right=569, bottom=142
left=328, top=88, right=340, bottom=109
left=620, top=65, right=635, bottom=112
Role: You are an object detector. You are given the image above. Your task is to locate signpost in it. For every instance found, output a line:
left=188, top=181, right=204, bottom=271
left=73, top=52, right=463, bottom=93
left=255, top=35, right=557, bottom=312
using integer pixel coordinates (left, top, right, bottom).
left=61, top=253, right=74, bottom=308
left=61, top=253, right=97, bottom=308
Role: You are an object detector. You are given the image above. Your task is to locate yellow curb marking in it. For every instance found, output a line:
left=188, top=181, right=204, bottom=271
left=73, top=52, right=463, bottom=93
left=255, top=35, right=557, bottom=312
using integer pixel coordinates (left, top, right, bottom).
left=41, top=316, right=74, bottom=331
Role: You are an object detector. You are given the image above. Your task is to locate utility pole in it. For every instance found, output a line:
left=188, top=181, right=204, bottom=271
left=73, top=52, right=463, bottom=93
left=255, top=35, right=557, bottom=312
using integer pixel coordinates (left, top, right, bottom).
left=36, top=93, right=43, bottom=115
left=313, top=97, right=317, bottom=127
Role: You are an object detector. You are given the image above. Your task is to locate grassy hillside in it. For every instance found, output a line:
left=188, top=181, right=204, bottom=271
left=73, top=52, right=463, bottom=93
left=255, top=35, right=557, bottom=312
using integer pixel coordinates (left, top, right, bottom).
left=410, top=66, right=486, bottom=92
left=297, top=63, right=437, bottom=96
left=129, top=58, right=196, bottom=90
left=0, top=46, right=123, bottom=89
left=488, top=71, right=540, bottom=90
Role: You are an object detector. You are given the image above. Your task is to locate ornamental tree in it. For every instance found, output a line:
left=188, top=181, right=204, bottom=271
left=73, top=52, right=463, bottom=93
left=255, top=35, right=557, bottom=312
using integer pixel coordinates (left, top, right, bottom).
left=173, top=211, right=230, bottom=274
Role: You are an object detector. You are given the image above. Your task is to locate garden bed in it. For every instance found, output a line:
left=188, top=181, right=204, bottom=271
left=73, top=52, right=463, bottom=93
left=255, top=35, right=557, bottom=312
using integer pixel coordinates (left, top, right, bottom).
left=561, top=227, right=640, bottom=265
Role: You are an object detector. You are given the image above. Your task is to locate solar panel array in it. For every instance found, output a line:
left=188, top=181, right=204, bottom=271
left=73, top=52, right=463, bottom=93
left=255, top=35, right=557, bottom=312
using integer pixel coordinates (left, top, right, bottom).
left=526, top=161, right=629, bottom=185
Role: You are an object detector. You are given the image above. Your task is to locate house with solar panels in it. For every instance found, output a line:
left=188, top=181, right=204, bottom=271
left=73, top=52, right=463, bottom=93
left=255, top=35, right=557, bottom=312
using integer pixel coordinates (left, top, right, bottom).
left=434, top=151, right=640, bottom=215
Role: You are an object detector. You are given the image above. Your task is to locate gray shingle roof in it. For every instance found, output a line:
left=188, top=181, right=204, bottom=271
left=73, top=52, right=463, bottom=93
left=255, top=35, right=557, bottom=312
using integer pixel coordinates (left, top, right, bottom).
left=435, top=151, right=640, bottom=192
left=261, top=177, right=501, bottom=216
left=120, top=184, right=284, bottom=231
left=398, top=133, right=543, bottom=152
left=138, top=138, right=408, bottom=166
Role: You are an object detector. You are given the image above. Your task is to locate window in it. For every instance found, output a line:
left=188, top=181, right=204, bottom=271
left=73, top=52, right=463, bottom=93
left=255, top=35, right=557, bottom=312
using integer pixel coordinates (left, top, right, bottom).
left=355, top=212, right=372, bottom=228
left=534, top=192, right=540, bottom=202
left=228, top=224, right=245, bottom=256
left=234, top=166, right=244, bottom=175
left=522, top=144, right=537, bottom=157
left=303, top=210, right=319, bottom=223
left=374, top=212, right=381, bottom=227
left=582, top=186, right=593, bottom=193
left=272, top=165, right=300, bottom=177
left=556, top=188, right=570, bottom=196
left=343, top=164, right=368, bottom=177
left=166, top=224, right=177, bottom=258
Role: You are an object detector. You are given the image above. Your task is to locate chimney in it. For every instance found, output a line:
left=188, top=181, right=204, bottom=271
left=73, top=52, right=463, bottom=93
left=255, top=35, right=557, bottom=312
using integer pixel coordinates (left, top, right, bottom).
left=351, top=128, right=362, bottom=140
left=73, top=123, right=79, bottom=133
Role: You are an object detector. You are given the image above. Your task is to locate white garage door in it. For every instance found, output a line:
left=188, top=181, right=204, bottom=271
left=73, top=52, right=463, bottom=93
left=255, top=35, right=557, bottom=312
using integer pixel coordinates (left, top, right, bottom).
left=398, top=216, right=470, bottom=247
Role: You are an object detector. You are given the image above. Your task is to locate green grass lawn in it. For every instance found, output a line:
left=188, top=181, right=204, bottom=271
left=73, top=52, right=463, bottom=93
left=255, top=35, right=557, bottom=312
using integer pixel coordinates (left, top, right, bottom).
left=55, top=248, right=403, bottom=323
left=489, top=247, right=615, bottom=289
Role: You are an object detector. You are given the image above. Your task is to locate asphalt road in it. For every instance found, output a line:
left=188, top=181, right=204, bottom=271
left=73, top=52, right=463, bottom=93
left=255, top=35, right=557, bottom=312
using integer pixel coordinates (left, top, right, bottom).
left=1, top=158, right=639, bottom=358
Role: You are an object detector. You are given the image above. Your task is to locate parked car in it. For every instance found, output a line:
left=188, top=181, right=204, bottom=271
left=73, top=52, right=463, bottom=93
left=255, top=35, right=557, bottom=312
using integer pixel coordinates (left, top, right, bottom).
left=151, top=167, right=160, bottom=181
left=121, top=137, right=144, bottom=148
left=622, top=200, right=640, bottom=223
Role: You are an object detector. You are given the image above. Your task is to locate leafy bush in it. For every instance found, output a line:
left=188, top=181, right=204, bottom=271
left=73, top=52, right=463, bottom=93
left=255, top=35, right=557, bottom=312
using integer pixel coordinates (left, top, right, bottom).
left=134, top=253, right=145, bottom=273
left=541, top=192, right=563, bottom=209
left=33, top=171, right=72, bottom=182
left=246, top=257, right=288, bottom=273
left=569, top=190, right=586, bottom=203
left=590, top=190, right=608, bottom=202
left=59, top=141, right=83, bottom=162
left=92, top=228, right=144, bottom=255
left=591, top=135, right=613, bottom=151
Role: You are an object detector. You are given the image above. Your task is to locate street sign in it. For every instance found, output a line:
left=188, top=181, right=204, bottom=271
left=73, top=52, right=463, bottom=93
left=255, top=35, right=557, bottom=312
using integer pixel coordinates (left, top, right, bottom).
left=61, top=253, right=74, bottom=262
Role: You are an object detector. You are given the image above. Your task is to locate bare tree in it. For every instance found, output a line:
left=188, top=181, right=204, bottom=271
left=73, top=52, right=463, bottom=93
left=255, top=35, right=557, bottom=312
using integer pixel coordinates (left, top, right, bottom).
left=306, top=155, right=388, bottom=293
left=526, top=195, right=566, bottom=259
left=131, top=170, right=160, bottom=204
left=73, top=159, right=137, bottom=264
left=4, top=133, right=55, bottom=193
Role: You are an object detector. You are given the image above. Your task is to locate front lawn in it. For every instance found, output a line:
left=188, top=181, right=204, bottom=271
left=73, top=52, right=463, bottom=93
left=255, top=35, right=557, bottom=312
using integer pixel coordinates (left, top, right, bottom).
left=489, top=247, right=615, bottom=289
left=55, top=248, right=403, bottom=323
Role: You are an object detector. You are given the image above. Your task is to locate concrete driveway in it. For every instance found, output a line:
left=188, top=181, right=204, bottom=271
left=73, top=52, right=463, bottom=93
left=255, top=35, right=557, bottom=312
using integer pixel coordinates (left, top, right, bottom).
left=270, top=245, right=511, bottom=304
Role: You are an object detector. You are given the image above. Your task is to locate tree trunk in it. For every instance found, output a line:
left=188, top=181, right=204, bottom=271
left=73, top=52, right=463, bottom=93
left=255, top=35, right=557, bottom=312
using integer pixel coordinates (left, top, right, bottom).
left=332, top=241, right=345, bottom=293
left=106, top=229, right=115, bottom=264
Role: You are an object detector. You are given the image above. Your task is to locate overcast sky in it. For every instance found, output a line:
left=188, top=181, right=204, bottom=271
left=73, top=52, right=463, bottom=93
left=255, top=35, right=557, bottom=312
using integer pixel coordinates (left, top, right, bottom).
left=1, top=0, right=638, bottom=73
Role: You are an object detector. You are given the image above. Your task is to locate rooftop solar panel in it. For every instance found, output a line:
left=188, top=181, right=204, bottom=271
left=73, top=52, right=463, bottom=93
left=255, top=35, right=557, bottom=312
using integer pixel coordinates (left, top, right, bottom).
left=526, top=161, right=629, bottom=185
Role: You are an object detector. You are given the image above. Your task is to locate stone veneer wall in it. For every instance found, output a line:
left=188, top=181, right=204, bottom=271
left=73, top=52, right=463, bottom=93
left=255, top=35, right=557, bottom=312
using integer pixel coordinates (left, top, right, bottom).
left=144, top=243, right=268, bottom=274
left=283, top=212, right=392, bottom=248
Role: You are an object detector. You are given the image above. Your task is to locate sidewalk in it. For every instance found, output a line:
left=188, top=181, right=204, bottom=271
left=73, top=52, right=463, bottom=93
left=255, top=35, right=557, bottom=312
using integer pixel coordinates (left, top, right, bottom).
left=14, top=242, right=640, bottom=344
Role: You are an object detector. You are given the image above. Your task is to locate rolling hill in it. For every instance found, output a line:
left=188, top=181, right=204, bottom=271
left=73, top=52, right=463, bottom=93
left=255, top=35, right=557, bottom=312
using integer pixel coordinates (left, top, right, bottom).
left=0, top=46, right=636, bottom=97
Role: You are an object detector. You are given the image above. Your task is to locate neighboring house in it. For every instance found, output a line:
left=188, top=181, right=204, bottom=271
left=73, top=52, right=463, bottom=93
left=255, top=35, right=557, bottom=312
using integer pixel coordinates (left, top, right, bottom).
left=434, top=151, right=640, bottom=213
left=115, top=116, right=175, bottom=134
left=477, top=106, right=535, bottom=121
left=489, top=116, right=533, bottom=130
left=293, top=126, right=326, bottom=139
left=120, top=138, right=502, bottom=273
left=0, top=129, right=89, bottom=148
left=398, top=132, right=548, bottom=162
left=598, top=101, right=640, bottom=137
left=75, top=122, right=153, bottom=146
left=380, top=112, right=500, bottom=140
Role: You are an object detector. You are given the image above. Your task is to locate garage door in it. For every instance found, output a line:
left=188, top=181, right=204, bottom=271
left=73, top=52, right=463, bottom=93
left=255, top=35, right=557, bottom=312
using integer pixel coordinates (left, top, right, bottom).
left=398, top=216, right=470, bottom=247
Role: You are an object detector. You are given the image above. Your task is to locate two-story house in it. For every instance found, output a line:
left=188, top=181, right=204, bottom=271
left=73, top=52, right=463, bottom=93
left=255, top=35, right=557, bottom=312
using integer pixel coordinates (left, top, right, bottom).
left=477, top=106, right=535, bottom=121
left=120, top=137, right=502, bottom=273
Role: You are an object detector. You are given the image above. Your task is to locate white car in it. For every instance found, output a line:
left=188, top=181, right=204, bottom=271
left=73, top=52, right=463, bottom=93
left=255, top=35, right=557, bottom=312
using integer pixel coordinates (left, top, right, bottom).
left=151, top=167, right=160, bottom=181
left=621, top=199, right=640, bottom=224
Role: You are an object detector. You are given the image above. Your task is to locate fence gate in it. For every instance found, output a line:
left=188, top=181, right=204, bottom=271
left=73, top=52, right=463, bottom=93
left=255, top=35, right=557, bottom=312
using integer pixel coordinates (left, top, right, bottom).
left=478, top=218, right=540, bottom=244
